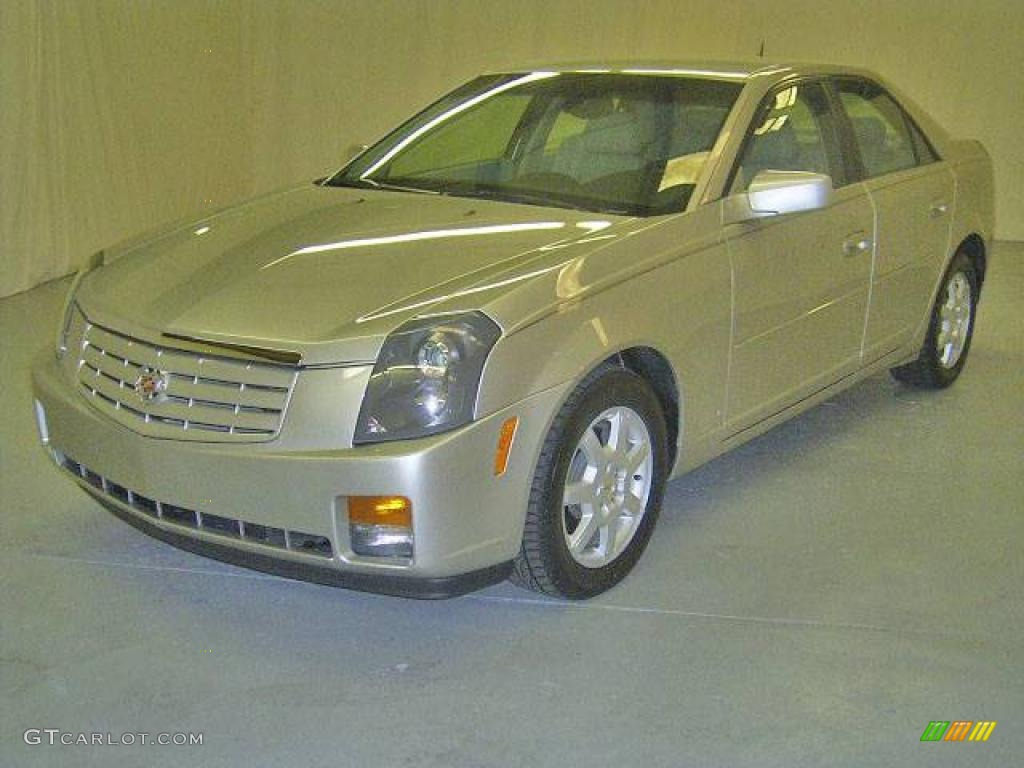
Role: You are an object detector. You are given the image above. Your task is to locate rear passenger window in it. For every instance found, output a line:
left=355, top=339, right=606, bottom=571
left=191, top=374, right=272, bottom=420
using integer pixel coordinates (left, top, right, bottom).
left=836, top=80, right=923, bottom=178
left=731, top=82, right=840, bottom=193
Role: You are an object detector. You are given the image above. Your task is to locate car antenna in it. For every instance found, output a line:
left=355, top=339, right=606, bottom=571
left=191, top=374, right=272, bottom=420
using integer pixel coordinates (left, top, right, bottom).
left=758, top=39, right=765, bottom=58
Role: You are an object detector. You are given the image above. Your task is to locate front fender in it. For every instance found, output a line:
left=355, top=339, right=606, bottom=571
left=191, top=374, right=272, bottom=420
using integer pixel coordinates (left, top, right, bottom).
left=477, top=211, right=732, bottom=476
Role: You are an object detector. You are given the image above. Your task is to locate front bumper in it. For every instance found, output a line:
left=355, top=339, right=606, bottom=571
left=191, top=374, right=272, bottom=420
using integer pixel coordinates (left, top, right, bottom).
left=32, top=353, right=570, bottom=598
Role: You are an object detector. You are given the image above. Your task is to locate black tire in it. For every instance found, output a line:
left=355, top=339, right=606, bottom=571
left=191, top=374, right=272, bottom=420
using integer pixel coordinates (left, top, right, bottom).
left=511, top=364, right=669, bottom=599
left=890, top=250, right=979, bottom=389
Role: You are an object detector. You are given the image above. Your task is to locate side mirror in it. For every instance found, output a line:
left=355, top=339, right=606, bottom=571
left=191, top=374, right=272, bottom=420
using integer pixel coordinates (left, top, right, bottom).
left=723, top=170, right=833, bottom=224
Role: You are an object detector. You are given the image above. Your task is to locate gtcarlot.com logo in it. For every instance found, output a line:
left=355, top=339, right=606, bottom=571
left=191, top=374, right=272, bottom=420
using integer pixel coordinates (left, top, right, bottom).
left=24, top=729, right=203, bottom=747
left=920, top=721, right=997, bottom=742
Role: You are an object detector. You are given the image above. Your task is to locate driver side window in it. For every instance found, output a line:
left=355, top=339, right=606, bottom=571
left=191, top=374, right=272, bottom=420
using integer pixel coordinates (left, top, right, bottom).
left=731, top=82, right=838, bottom=193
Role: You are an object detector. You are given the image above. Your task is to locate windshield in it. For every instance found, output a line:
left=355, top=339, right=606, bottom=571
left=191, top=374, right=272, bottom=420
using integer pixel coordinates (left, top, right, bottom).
left=328, top=72, right=743, bottom=216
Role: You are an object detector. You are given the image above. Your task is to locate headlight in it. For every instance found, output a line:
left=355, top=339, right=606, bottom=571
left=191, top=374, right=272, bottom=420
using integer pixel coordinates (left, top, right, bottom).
left=354, top=312, right=501, bottom=444
left=56, top=249, right=104, bottom=358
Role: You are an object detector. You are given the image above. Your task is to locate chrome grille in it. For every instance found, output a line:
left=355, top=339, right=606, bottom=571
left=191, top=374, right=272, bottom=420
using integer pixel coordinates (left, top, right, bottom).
left=58, top=452, right=333, bottom=558
left=74, top=313, right=297, bottom=442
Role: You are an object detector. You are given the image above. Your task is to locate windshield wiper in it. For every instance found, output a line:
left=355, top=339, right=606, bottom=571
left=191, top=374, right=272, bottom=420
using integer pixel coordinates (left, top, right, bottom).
left=323, top=177, right=373, bottom=190
left=445, top=185, right=589, bottom=212
left=324, top=177, right=438, bottom=195
left=364, top=179, right=440, bottom=195
left=327, top=177, right=634, bottom=215
left=461, top=187, right=640, bottom=215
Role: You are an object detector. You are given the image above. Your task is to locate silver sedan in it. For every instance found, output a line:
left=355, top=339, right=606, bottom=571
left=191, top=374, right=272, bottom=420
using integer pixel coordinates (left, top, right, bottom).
left=32, top=62, right=994, bottom=598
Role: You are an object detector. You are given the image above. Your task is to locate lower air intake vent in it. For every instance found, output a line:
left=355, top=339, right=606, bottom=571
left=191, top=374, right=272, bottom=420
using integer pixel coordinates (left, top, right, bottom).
left=58, top=452, right=333, bottom=559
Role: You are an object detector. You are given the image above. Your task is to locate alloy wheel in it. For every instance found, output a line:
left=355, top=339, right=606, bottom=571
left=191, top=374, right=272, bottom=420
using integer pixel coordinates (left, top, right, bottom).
left=561, top=406, right=654, bottom=568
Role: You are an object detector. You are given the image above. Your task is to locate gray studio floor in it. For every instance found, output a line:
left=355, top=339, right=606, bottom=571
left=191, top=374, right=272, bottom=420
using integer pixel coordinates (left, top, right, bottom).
left=2, top=244, right=1021, bottom=767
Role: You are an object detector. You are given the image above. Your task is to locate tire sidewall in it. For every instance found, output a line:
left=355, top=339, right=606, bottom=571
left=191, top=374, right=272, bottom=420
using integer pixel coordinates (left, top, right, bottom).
left=923, top=251, right=979, bottom=387
left=538, top=369, right=669, bottom=598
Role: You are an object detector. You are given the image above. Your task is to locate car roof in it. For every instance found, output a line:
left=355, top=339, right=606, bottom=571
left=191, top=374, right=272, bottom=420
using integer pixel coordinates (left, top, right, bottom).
left=487, top=60, right=879, bottom=82
left=480, top=60, right=950, bottom=158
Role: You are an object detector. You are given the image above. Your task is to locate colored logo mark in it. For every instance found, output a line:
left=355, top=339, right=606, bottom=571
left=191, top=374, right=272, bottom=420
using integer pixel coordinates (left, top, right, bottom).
left=920, top=721, right=997, bottom=742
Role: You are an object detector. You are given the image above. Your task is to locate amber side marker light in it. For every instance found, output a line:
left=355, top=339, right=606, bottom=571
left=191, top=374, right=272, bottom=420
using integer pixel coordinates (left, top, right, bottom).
left=348, top=496, right=413, bottom=559
left=494, top=417, right=519, bottom=476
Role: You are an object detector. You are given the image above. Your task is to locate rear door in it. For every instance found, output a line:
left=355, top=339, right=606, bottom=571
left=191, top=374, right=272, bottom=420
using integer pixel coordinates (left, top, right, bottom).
left=832, top=78, right=955, bottom=359
left=723, top=80, right=874, bottom=430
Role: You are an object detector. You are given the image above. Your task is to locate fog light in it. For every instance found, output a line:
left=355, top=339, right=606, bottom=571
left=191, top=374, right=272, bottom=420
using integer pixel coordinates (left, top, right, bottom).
left=348, top=496, right=413, bottom=559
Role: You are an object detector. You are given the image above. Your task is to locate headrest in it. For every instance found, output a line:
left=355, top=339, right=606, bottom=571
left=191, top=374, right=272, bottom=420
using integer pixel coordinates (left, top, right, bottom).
left=577, top=111, right=649, bottom=155
left=671, top=107, right=726, bottom=155
left=564, top=95, right=616, bottom=120
left=852, top=116, right=887, bottom=149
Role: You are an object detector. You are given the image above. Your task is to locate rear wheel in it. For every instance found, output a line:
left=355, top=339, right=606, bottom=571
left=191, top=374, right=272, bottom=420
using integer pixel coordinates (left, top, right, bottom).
left=512, top=365, right=668, bottom=599
left=890, top=250, right=979, bottom=389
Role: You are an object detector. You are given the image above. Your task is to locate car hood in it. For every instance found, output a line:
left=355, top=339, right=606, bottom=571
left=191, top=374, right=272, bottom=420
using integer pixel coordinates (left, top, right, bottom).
left=76, top=185, right=636, bottom=364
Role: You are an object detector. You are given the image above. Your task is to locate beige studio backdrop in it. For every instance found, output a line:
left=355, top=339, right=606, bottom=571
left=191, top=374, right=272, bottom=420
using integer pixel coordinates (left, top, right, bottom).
left=2, top=0, right=1022, bottom=298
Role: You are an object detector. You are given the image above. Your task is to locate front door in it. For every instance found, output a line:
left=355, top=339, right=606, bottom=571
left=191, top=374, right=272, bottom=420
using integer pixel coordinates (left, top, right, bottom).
left=724, top=81, right=874, bottom=430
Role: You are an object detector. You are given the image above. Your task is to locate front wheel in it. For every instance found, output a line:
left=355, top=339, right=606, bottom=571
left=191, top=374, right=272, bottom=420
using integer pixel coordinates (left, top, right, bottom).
left=890, top=250, right=979, bottom=389
left=511, top=365, right=669, bottom=599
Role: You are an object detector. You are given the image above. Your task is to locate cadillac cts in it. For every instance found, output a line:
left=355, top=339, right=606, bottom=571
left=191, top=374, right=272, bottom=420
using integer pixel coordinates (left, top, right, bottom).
left=32, top=62, right=994, bottom=599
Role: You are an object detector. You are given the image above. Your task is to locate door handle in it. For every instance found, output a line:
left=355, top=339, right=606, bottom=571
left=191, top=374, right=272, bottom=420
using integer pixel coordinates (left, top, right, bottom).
left=930, top=201, right=949, bottom=218
left=842, top=235, right=872, bottom=257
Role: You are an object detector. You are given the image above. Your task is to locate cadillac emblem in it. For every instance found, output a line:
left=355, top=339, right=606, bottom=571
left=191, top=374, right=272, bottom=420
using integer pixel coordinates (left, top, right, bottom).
left=133, top=367, right=169, bottom=401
